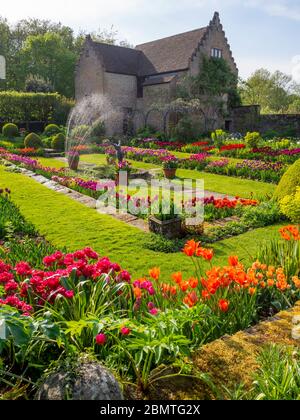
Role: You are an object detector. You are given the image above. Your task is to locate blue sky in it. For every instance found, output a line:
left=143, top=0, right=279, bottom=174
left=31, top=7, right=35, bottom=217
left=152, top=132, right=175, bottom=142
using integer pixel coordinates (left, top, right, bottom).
left=1, top=0, right=300, bottom=81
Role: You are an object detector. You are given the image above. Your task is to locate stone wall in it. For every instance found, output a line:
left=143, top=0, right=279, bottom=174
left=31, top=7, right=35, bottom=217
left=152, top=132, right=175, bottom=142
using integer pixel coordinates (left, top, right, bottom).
left=259, top=114, right=300, bottom=136
left=190, top=15, right=238, bottom=77
left=75, top=44, right=105, bottom=101
left=230, top=105, right=300, bottom=136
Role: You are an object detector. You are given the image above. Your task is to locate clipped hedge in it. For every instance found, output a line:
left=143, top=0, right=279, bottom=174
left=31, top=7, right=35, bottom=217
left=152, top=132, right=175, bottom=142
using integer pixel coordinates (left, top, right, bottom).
left=44, top=124, right=61, bottom=136
left=0, top=91, right=74, bottom=125
left=2, top=123, right=19, bottom=139
left=273, top=159, right=300, bottom=202
left=51, top=133, right=66, bottom=151
left=24, top=133, right=43, bottom=148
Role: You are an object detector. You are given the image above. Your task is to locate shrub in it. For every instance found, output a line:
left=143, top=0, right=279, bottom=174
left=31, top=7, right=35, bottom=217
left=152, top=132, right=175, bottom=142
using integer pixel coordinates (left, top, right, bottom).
left=245, top=132, right=261, bottom=149
left=2, top=123, right=19, bottom=139
left=71, top=125, right=90, bottom=140
left=280, top=187, right=300, bottom=222
left=24, top=133, right=43, bottom=149
left=0, top=91, right=74, bottom=125
left=211, top=129, right=227, bottom=148
left=273, top=158, right=300, bottom=201
left=25, top=75, right=53, bottom=93
left=51, top=133, right=65, bottom=151
left=44, top=124, right=61, bottom=136
left=90, top=121, right=105, bottom=138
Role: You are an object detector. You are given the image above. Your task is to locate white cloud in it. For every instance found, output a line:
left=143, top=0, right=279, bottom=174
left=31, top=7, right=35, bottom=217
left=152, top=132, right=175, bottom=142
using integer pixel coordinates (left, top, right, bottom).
left=245, top=0, right=300, bottom=21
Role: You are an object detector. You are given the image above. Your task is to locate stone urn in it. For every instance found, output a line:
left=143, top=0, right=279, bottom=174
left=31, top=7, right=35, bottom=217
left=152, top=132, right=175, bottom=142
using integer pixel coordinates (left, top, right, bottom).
left=148, top=215, right=182, bottom=239
left=36, top=360, right=123, bottom=400
left=68, top=152, right=80, bottom=171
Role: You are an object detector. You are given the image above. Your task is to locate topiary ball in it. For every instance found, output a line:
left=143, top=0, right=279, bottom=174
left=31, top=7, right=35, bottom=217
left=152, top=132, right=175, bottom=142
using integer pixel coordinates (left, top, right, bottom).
left=44, top=124, right=61, bottom=136
left=273, top=158, right=300, bottom=202
left=2, top=123, right=19, bottom=139
left=51, top=133, right=66, bottom=151
left=24, top=133, right=43, bottom=149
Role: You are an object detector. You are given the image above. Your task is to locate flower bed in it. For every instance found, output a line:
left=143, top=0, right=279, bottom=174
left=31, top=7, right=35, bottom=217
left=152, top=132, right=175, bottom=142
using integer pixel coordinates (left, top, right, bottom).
left=0, top=194, right=299, bottom=397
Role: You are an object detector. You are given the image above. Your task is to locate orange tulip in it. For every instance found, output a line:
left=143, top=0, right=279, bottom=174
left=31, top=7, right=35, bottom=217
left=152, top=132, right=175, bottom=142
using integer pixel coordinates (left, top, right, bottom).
left=189, top=277, right=199, bottom=289
left=149, top=267, right=160, bottom=281
left=228, top=256, right=239, bottom=267
left=170, top=286, right=177, bottom=295
left=267, top=279, right=274, bottom=287
left=249, top=287, right=256, bottom=296
left=218, top=299, right=229, bottom=312
left=180, top=281, right=189, bottom=292
left=201, top=290, right=210, bottom=300
left=172, top=272, right=183, bottom=285
left=183, top=240, right=200, bottom=257
left=133, top=287, right=142, bottom=299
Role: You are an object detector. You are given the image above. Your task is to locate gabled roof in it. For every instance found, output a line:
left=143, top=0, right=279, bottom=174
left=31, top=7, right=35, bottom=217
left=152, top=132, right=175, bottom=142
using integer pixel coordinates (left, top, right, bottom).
left=85, top=12, right=235, bottom=78
left=90, top=41, right=142, bottom=76
left=87, top=26, right=208, bottom=77
left=135, top=27, right=208, bottom=76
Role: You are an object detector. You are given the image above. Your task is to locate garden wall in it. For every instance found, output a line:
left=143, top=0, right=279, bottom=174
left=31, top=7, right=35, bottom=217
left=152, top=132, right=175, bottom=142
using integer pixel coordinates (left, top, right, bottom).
left=230, top=105, right=300, bottom=136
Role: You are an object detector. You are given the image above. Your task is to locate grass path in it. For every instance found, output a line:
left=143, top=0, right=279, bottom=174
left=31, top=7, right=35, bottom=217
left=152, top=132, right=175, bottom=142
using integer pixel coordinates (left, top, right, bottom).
left=0, top=164, right=284, bottom=279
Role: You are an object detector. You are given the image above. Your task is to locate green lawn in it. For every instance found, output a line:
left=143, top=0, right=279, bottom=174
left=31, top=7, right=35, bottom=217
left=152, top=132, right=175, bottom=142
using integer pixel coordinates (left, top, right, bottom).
left=37, top=155, right=275, bottom=199
left=0, top=164, right=283, bottom=279
left=176, top=169, right=275, bottom=199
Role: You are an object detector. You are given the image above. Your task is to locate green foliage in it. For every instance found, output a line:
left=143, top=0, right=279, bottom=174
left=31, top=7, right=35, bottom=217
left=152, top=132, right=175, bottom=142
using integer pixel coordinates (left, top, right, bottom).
left=142, top=234, right=182, bottom=253
left=2, top=123, right=18, bottom=139
left=170, top=116, right=204, bottom=142
left=251, top=345, right=300, bottom=400
left=0, top=91, right=73, bottom=125
left=24, top=133, right=42, bottom=148
left=70, top=125, right=90, bottom=140
left=25, top=75, right=53, bottom=93
left=256, top=232, right=299, bottom=278
left=244, top=131, right=261, bottom=149
left=240, top=69, right=299, bottom=114
left=178, top=56, right=240, bottom=107
left=280, top=187, right=300, bottom=222
left=21, top=32, right=77, bottom=98
left=51, top=133, right=66, bottom=151
left=211, top=129, right=227, bottom=147
left=44, top=124, right=61, bottom=136
left=274, top=158, right=300, bottom=201
left=90, top=121, right=106, bottom=140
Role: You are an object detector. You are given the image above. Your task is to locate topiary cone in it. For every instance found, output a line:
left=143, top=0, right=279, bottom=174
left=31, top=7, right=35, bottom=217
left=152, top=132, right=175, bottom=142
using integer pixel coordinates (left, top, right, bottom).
left=273, top=158, right=300, bottom=202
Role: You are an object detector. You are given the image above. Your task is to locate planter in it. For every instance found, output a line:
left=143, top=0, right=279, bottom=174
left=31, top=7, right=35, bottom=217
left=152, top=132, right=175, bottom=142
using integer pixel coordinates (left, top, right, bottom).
left=68, top=154, right=80, bottom=171
left=148, top=215, right=182, bottom=239
left=163, top=168, right=177, bottom=179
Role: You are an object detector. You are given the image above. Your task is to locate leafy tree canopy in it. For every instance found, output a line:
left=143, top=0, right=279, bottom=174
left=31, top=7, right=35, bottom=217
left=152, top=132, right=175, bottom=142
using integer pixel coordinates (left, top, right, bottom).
left=239, top=69, right=300, bottom=114
left=0, top=17, right=130, bottom=97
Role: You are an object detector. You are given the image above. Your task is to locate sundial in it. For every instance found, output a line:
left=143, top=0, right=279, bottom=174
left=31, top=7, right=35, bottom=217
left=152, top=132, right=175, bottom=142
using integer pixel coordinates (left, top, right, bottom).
left=0, top=55, right=6, bottom=79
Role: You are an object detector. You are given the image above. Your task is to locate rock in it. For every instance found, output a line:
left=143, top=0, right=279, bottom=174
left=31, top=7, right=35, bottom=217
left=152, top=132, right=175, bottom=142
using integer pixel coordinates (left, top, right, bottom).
left=36, top=361, right=123, bottom=400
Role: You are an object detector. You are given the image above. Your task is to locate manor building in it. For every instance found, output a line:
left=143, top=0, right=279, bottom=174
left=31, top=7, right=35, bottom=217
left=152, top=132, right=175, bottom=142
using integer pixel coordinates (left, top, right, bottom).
left=75, top=12, right=238, bottom=133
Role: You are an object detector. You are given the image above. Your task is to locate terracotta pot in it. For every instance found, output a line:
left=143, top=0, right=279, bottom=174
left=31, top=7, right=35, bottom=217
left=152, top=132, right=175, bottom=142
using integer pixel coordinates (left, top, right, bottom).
left=68, top=154, right=80, bottom=171
left=163, top=168, right=177, bottom=179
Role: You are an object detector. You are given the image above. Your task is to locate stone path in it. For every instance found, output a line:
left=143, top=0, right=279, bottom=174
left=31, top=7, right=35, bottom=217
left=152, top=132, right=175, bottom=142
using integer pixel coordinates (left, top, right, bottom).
left=6, top=161, right=235, bottom=233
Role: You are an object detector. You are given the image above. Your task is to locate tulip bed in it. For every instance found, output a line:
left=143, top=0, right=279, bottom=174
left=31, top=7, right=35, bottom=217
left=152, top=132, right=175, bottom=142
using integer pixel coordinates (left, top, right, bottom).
left=1, top=152, right=284, bottom=242
left=0, top=185, right=299, bottom=398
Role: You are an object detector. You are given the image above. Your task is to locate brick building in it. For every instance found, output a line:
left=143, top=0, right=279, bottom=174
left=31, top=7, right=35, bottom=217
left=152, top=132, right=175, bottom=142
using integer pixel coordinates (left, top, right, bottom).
left=75, top=12, right=238, bottom=134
